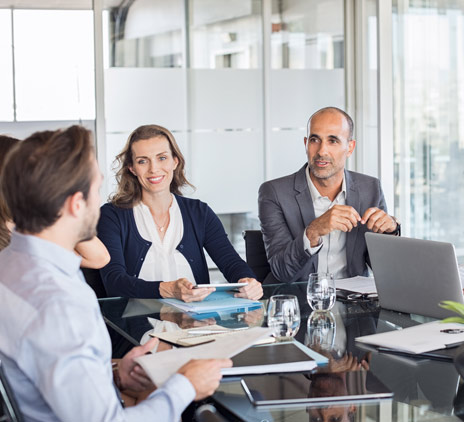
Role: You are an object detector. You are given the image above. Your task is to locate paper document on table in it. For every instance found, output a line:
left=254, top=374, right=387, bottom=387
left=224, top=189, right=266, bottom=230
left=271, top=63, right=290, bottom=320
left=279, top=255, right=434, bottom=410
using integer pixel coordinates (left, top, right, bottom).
left=148, top=321, right=275, bottom=347
left=336, top=276, right=377, bottom=294
left=356, top=321, right=464, bottom=354
left=159, top=291, right=262, bottom=314
left=135, top=327, right=273, bottom=386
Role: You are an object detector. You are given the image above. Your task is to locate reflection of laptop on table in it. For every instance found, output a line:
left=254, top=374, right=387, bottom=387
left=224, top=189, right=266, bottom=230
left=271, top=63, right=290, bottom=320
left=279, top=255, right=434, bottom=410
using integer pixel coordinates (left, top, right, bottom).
left=365, top=233, right=464, bottom=319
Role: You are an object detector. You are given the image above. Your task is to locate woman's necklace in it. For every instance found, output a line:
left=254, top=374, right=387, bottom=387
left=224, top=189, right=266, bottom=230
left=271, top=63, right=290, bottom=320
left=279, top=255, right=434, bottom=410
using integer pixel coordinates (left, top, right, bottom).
left=154, top=212, right=170, bottom=232
left=147, top=195, right=173, bottom=234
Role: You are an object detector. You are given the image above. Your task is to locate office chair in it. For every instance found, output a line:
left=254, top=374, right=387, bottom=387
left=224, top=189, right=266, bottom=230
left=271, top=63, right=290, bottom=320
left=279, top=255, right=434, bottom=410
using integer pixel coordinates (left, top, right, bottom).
left=81, top=268, right=108, bottom=298
left=0, top=361, right=23, bottom=422
left=242, top=230, right=280, bottom=284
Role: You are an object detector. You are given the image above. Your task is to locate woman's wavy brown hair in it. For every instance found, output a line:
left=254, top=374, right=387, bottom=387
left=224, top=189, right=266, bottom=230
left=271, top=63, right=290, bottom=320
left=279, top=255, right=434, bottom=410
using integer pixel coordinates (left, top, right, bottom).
left=0, top=135, right=20, bottom=250
left=110, top=125, right=193, bottom=208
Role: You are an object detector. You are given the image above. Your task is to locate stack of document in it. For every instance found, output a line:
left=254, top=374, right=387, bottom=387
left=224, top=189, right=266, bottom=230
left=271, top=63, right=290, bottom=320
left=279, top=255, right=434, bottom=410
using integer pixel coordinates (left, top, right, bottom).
left=135, top=327, right=273, bottom=386
left=150, top=324, right=275, bottom=347
left=160, top=291, right=262, bottom=314
left=356, top=321, right=464, bottom=354
left=336, top=276, right=377, bottom=294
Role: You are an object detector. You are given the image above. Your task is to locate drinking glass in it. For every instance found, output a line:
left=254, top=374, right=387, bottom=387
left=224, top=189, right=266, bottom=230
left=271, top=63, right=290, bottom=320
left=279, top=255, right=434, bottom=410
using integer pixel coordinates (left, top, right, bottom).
left=267, top=295, right=300, bottom=341
left=307, top=272, right=336, bottom=311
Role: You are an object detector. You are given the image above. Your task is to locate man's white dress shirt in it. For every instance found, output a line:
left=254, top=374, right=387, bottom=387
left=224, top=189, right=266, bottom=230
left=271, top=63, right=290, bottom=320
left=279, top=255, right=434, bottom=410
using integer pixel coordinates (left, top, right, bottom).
left=303, top=167, right=348, bottom=279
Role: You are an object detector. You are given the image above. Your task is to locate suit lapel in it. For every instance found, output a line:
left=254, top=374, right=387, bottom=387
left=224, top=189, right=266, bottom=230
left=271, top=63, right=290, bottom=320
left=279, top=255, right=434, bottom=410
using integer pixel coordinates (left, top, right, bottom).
left=294, top=165, right=316, bottom=227
left=345, top=170, right=359, bottom=270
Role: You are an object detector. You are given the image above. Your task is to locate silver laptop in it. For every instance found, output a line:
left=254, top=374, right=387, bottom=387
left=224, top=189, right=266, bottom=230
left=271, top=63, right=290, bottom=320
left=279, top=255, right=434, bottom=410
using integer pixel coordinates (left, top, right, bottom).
left=365, top=233, right=464, bottom=319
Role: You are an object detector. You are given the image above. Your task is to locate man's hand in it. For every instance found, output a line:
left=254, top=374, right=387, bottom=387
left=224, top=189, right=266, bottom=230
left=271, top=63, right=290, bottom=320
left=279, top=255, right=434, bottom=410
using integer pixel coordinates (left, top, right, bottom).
left=178, top=359, right=233, bottom=400
left=361, top=208, right=397, bottom=233
left=118, top=338, right=158, bottom=392
left=235, top=278, right=263, bottom=300
left=159, top=278, right=215, bottom=303
left=305, top=205, right=361, bottom=247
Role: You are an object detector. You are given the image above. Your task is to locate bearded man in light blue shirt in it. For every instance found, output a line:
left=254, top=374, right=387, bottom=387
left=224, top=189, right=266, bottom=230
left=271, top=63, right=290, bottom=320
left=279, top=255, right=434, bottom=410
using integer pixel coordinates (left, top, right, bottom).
left=0, top=126, right=231, bottom=422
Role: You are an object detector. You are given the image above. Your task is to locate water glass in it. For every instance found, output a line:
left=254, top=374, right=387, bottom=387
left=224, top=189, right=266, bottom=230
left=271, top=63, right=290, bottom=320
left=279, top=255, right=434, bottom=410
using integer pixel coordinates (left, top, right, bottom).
left=307, top=272, right=336, bottom=311
left=267, top=295, right=301, bottom=341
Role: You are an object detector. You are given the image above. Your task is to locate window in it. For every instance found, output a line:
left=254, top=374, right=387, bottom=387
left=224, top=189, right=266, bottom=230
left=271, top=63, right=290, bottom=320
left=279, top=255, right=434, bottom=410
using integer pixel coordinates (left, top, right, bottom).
left=0, top=10, right=14, bottom=121
left=393, top=1, right=464, bottom=260
left=13, top=9, right=95, bottom=121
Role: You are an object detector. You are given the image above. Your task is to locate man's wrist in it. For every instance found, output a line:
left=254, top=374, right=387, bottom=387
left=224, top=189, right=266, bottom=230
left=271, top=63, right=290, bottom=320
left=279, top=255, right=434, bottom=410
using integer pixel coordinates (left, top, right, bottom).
left=305, top=226, right=321, bottom=248
left=387, top=216, right=401, bottom=236
left=112, top=361, right=122, bottom=390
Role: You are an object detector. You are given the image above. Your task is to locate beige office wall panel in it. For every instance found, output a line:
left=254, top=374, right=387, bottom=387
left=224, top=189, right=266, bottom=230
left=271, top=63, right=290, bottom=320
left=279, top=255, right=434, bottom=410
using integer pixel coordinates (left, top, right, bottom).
left=189, top=131, right=263, bottom=214
left=269, top=129, right=307, bottom=181
left=188, top=69, right=263, bottom=130
left=104, top=68, right=187, bottom=133
left=270, top=69, right=344, bottom=129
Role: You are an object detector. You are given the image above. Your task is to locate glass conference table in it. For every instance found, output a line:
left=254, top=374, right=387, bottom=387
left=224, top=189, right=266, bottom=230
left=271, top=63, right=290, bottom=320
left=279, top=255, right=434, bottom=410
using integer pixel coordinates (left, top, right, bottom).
left=99, top=282, right=464, bottom=422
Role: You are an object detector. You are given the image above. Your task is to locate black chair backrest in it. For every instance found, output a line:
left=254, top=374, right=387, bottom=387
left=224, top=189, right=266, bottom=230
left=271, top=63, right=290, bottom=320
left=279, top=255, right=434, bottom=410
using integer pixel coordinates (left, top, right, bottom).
left=0, top=360, right=23, bottom=422
left=81, top=268, right=108, bottom=298
left=242, top=230, right=280, bottom=284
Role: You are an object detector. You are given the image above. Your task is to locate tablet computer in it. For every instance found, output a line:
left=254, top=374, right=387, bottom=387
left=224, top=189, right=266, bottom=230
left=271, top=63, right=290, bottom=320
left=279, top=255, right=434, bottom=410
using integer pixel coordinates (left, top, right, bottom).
left=241, top=371, right=393, bottom=407
left=193, top=283, right=247, bottom=291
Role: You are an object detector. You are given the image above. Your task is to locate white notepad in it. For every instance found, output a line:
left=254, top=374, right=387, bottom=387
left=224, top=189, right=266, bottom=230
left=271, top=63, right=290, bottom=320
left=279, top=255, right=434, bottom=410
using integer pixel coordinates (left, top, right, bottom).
left=356, top=321, right=464, bottom=354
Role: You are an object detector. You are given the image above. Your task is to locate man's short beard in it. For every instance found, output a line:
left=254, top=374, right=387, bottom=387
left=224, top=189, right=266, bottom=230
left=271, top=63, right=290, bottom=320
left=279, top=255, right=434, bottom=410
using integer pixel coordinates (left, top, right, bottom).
left=78, top=226, right=96, bottom=243
left=78, top=215, right=97, bottom=243
left=309, top=161, right=337, bottom=180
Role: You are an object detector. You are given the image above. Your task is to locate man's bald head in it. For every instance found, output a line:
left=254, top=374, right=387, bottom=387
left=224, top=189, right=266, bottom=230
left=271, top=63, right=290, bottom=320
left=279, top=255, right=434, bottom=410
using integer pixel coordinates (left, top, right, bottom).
left=306, top=107, right=354, bottom=141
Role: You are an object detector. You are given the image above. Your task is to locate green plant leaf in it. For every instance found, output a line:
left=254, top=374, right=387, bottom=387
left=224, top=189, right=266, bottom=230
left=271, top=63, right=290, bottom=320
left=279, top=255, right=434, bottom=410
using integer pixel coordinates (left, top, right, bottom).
left=439, top=301, right=464, bottom=317
left=441, top=316, right=464, bottom=324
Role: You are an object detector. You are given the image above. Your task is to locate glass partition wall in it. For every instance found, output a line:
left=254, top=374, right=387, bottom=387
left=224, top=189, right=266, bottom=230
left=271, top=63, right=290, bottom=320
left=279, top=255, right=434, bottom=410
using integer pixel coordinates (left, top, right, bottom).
left=0, top=0, right=389, bottom=269
left=392, top=0, right=464, bottom=261
left=101, top=0, right=347, bottom=270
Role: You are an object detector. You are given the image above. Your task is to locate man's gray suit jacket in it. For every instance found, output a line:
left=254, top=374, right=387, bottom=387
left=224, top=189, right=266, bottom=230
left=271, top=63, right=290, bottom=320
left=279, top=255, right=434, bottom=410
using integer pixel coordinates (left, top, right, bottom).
left=258, top=164, right=388, bottom=283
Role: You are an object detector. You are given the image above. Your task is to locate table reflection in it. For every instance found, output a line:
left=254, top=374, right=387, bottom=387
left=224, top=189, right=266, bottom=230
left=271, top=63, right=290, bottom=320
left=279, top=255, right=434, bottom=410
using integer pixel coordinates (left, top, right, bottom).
left=307, top=311, right=336, bottom=353
left=99, top=282, right=464, bottom=421
left=307, top=372, right=358, bottom=422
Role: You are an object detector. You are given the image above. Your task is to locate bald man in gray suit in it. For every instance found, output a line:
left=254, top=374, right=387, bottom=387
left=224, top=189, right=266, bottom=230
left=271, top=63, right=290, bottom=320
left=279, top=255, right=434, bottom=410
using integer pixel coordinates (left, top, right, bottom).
left=258, top=107, right=400, bottom=283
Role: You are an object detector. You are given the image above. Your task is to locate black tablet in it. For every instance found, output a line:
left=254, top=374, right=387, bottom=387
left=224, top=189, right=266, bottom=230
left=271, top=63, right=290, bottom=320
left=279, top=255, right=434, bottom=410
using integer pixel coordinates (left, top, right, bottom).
left=241, top=371, right=393, bottom=407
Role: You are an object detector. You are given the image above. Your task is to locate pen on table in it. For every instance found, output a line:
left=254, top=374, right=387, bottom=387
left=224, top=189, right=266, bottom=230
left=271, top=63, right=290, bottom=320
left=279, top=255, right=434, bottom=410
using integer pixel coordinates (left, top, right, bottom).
left=187, top=327, right=248, bottom=335
left=440, top=328, right=464, bottom=334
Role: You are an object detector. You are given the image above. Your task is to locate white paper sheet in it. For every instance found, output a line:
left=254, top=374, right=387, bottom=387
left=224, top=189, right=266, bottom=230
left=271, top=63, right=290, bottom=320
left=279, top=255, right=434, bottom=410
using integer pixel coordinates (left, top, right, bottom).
left=149, top=322, right=274, bottom=347
left=356, top=321, right=464, bottom=354
left=335, top=276, right=377, bottom=294
left=135, top=327, right=273, bottom=386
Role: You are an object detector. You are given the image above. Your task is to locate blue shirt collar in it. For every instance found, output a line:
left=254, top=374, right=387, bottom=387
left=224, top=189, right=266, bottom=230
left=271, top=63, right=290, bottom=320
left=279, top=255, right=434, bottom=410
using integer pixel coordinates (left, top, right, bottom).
left=9, top=231, right=82, bottom=277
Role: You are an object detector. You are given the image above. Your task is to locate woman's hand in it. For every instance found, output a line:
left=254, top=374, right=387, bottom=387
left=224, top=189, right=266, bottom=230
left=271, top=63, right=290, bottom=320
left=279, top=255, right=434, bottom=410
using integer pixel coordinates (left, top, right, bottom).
left=235, top=278, right=263, bottom=300
left=159, top=278, right=215, bottom=302
left=160, top=304, right=216, bottom=329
